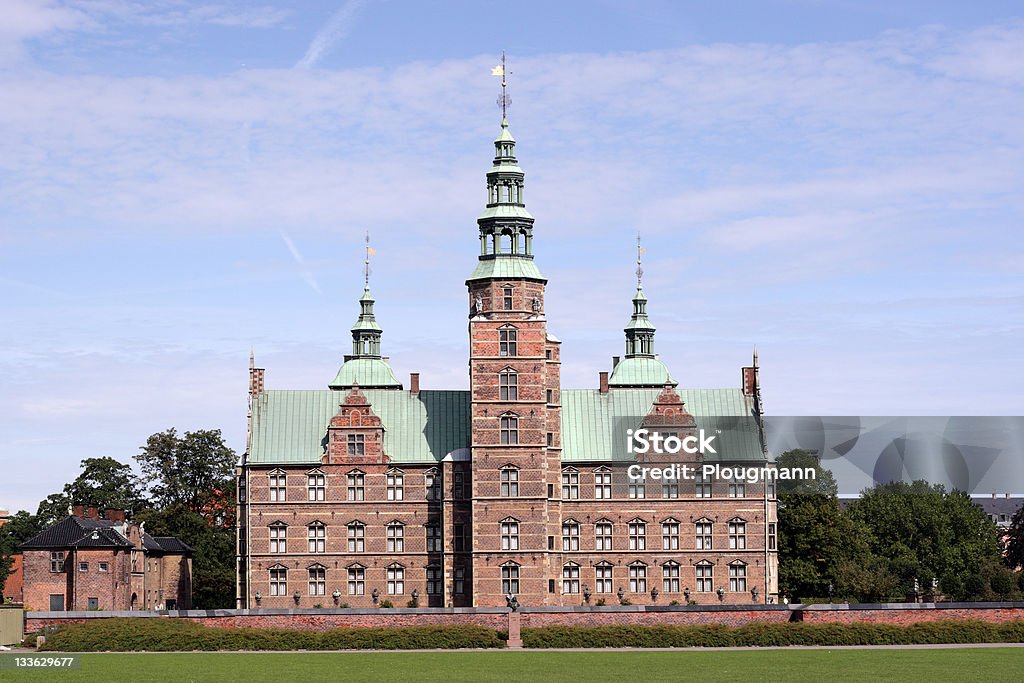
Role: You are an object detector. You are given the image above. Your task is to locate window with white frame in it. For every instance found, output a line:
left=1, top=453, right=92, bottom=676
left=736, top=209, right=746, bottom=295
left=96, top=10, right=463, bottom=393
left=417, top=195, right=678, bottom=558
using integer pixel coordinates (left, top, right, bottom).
left=347, top=433, right=365, bottom=456
left=269, top=469, right=286, bottom=502
left=499, top=369, right=518, bottom=401
left=695, top=471, right=712, bottom=498
left=500, top=466, right=519, bottom=496
left=49, top=551, right=65, bottom=573
left=662, top=520, right=680, bottom=550
left=503, top=286, right=513, bottom=310
left=308, top=522, right=326, bottom=553
left=594, top=468, right=611, bottom=499
left=695, top=520, right=713, bottom=550
left=307, top=565, right=326, bottom=596
left=501, top=563, right=520, bottom=594
left=562, top=563, right=580, bottom=594
left=595, top=521, right=613, bottom=551
left=561, top=468, right=579, bottom=499
left=426, top=525, right=442, bottom=552
left=696, top=562, right=713, bottom=592
left=426, top=565, right=442, bottom=594
left=729, top=562, right=747, bottom=592
left=387, top=564, right=405, bottom=595
left=498, top=326, right=517, bottom=356
left=269, top=522, right=287, bottom=553
left=767, top=480, right=776, bottom=498
left=307, top=470, right=325, bottom=501
left=629, top=562, right=647, bottom=593
left=387, top=469, right=404, bottom=500
left=347, top=470, right=364, bottom=501
left=347, top=522, right=365, bottom=552
left=387, top=523, right=404, bottom=552
left=500, top=415, right=519, bottom=445
left=500, top=518, right=519, bottom=551
left=269, top=565, right=287, bottom=596
left=425, top=469, right=440, bottom=501
left=729, top=520, right=746, bottom=550
left=629, top=480, right=645, bottom=499
left=596, top=563, right=613, bottom=593
left=629, top=520, right=646, bottom=550
left=662, top=562, right=680, bottom=593
left=728, top=478, right=746, bottom=498
left=562, top=520, right=580, bottom=551
left=347, top=565, right=365, bottom=595
left=662, top=482, right=679, bottom=498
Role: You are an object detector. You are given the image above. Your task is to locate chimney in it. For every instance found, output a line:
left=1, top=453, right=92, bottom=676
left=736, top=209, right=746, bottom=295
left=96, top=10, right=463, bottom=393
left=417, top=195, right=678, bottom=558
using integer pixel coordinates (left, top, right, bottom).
left=612, top=356, right=620, bottom=369
left=599, top=371, right=609, bottom=394
left=103, top=509, right=126, bottom=523
left=410, top=372, right=420, bottom=394
left=742, top=367, right=756, bottom=396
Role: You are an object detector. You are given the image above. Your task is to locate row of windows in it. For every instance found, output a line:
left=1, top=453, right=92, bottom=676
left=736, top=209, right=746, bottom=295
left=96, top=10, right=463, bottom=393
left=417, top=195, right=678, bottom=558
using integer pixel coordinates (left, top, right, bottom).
left=267, top=564, right=460, bottom=597
left=266, top=521, right=445, bottom=554
left=561, top=468, right=766, bottom=499
left=561, top=561, right=747, bottom=594
left=259, top=469, right=443, bottom=503
left=562, top=519, right=756, bottom=551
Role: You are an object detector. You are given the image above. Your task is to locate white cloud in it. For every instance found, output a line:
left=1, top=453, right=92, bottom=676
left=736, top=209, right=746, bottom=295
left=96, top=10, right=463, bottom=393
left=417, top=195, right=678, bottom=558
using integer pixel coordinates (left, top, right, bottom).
left=295, top=0, right=367, bottom=69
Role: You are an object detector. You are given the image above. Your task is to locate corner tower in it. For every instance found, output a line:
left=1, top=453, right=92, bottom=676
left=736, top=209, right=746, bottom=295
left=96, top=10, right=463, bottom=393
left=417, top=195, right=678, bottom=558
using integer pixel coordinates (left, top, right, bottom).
left=467, top=70, right=562, bottom=606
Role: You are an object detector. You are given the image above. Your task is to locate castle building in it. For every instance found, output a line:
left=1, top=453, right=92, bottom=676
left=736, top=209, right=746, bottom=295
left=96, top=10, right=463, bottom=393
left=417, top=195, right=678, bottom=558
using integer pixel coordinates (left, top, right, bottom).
left=236, top=115, right=777, bottom=609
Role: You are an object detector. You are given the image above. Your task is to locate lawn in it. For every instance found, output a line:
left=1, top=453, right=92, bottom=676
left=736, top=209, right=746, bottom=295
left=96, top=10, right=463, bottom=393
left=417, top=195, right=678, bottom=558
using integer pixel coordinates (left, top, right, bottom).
left=5, top=649, right=1024, bottom=682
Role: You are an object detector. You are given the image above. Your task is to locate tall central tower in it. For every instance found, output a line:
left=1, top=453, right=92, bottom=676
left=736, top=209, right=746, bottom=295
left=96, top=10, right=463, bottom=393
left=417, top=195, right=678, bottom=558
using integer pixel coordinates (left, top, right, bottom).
left=467, top=115, right=562, bottom=606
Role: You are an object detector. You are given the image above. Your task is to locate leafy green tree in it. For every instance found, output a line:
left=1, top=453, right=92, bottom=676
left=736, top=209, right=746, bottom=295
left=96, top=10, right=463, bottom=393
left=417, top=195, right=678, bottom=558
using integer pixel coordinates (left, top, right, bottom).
left=0, top=511, right=47, bottom=600
left=35, top=493, right=72, bottom=527
left=135, top=428, right=236, bottom=513
left=846, top=481, right=1001, bottom=600
left=63, top=456, right=143, bottom=512
left=1003, top=503, right=1024, bottom=571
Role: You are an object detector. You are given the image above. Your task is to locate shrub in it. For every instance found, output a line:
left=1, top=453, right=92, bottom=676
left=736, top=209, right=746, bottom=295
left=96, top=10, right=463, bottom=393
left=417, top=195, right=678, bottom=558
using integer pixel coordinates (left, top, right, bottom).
left=379, top=600, right=394, bottom=609
left=595, top=599, right=606, bottom=606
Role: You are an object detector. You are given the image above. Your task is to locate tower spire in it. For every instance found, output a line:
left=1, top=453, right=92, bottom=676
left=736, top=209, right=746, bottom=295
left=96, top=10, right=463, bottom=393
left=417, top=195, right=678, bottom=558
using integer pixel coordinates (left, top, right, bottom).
left=636, top=233, right=644, bottom=287
left=363, top=231, right=371, bottom=288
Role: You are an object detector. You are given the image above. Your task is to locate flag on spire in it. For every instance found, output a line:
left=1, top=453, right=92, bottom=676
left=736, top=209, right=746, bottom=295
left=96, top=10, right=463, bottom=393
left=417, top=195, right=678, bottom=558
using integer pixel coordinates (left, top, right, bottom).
left=491, top=64, right=504, bottom=76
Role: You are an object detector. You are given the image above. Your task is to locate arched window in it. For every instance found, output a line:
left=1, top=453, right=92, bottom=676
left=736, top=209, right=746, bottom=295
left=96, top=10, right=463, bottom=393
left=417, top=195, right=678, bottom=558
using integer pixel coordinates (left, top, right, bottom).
left=499, top=368, right=518, bottom=401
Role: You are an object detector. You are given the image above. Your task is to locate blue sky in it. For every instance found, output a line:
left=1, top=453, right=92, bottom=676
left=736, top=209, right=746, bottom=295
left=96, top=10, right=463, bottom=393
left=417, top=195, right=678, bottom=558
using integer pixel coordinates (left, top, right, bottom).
left=1, top=1, right=1022, bottom=514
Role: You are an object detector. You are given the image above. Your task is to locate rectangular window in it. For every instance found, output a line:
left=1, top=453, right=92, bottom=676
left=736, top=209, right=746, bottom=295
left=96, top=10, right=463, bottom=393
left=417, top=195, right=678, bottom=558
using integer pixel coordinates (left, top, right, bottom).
left=308, top=567, right=326, bottom=596
left=629, top=564, right=647, bottom=593
left=347, top=524, right=364, bottom=552
left=87, top=597, right=99, bottom=610
left=696, top=564, right=713, bottom=592
left=499, top=328, right=517, bottom=356
left=387, top=565, right=405, bottom=595
left=767, top=480, right=776, bottom=498
left=629, top=521, right=646, bottom=550
left=729, top=479, right=746, bottom=498
left=426, top=566, right=442, bottom=595
left=426, top=526, right=442, bottom=552
left=501, top=565, right=520, bottom=595
left=596, top=564, right=613, bottom=593
left=453, top=471, right=465, bottom=499
left=594, top=471, right=611, bottom=499
left=78, top=562, right=89, bottom=572
left=426, top=470, right=440, bottom=501
left=561, top=470, right=579, bottom=499
left=347, top=567, right=365, bottom=595
left=307, top=472, right=325, bottom=501
left=546, top=432, right=553, bottom=447
left=98, top=562, right=109, bottom=573
left=663, top=564, right=680, bottom=593
left=503, top=286, right=513, bottom=310
left=454, top=567, right=466, bottom=595
left=729, top=521, right=746, bottom=550
left=501, top=520, right=519, bottom=551
left=308, top=524, right=325, bottom=553
left=238, top=476, right=247, bottom=503
left=500, top=416, right=519, bottom=445
left=546, top=389, right=553, bottom=404
left=500, top=468, right=519, bottom=496
left=454, top=524, right=466, bottom=552
left=269, top=472, right=286, bottom=502
left=729, top=564, right=747, bottom=592
left=695, top=473, right=712, bottom=498
left=347, top=434, right=365, bottom=456
left=561, top=523, right=579, bottom=551
left=500, top=371, right=518, bottom=400
left=387, top=525, right=404, bottom=552
left=270, top=525, right=287, bottom=553
left=695, top=521, right=713, bottom=550
left=269, top=567, right=287, bottom=596
left=347, top=472, right=364, bottom=501
left=662, top=521, right=680, bottom=550
left=662, top=483, right=679, bottom=499
left=628, top=482, right=645, bottom=499
left=562, top=565, right=580, bottom=594
left=768, top=522, right=777, bottom=551
left=387, top=471, right=404, bottom=500
left=595, top=522, right=613, bottom=551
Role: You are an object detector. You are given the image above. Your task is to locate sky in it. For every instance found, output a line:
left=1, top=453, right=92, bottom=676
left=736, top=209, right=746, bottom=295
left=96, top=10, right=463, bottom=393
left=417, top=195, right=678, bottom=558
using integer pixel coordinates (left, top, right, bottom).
left=1, top=1, right=1022, bottom=514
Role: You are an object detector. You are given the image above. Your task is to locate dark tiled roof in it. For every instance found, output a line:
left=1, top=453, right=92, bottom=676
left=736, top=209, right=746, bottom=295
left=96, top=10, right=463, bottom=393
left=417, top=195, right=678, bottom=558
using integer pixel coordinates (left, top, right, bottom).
left=19, top=516, right=131, bottom=550
left=153, top=537, right=193, bottom=554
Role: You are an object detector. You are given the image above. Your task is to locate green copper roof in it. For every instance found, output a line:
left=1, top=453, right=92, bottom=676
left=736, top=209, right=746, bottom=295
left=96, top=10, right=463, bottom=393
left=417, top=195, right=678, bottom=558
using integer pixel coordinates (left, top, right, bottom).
left=328, top=358, right=402, bottom=390
left=249, top=389, right=470, bottom=464
left=467, top=257, right=546, bottom=282
left=560, top=388, right=765, bottom=462
left=249, top=386, right=762, bottom=465
left=608, top=356, right=676, bottom=387
left=496, top=123, right=515, bottom=143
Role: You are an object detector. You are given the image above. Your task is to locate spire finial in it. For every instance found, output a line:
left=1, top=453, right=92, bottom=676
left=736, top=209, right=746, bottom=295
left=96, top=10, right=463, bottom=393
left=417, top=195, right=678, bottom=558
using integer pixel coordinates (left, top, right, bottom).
left=635, top=233, right=644, bottom=286
left=363, top=231, right=371, bottom=288
left=493, top=51, right=510, bottom=123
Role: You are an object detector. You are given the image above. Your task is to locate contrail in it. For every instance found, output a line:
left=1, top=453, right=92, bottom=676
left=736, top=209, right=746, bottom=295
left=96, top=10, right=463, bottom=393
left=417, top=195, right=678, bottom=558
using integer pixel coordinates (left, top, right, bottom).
left=280, top=231, right=323, bottom=294
left=295, top=0, right=366, bottom=69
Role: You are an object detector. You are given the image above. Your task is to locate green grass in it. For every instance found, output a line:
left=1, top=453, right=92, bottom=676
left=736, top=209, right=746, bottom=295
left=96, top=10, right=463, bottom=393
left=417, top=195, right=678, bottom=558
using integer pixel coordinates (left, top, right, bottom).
left=6, top=649, right=1024, bottom=682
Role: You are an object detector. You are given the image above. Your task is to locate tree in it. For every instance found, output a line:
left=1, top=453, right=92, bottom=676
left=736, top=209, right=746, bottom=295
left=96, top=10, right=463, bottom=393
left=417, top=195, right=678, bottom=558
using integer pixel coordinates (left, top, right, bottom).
left=0, top=511, right=46, bottom=600
left=846, top=481, right=1001, bottom=600
left=135, top=429, right=237, bottom=513
left=1004, top=503, right=1024, bottom=571
left=63, top=456, right=143, bottom=512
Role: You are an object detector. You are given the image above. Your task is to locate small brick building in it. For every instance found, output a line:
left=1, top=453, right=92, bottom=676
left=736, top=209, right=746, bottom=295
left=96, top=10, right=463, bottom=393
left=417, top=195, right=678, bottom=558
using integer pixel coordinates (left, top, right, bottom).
left=19, top=506, right=192, bottom=611
left=236, top=117, right=778, bottom=609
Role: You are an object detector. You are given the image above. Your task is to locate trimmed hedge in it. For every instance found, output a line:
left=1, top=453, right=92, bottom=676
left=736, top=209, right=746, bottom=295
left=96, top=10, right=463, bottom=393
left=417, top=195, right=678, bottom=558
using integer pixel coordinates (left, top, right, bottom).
left=522, top=620, right=1024, bottom=648
left=39, top=619, right=505, bottom=651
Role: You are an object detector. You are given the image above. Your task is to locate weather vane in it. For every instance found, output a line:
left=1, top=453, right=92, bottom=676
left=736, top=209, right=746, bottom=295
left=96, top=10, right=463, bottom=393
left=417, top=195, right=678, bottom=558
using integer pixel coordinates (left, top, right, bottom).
left=364, top=231, right=374, bottom=287
left=636, top=233, right=645, bottom=286
left=492, top=51, right=510, bottom=121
